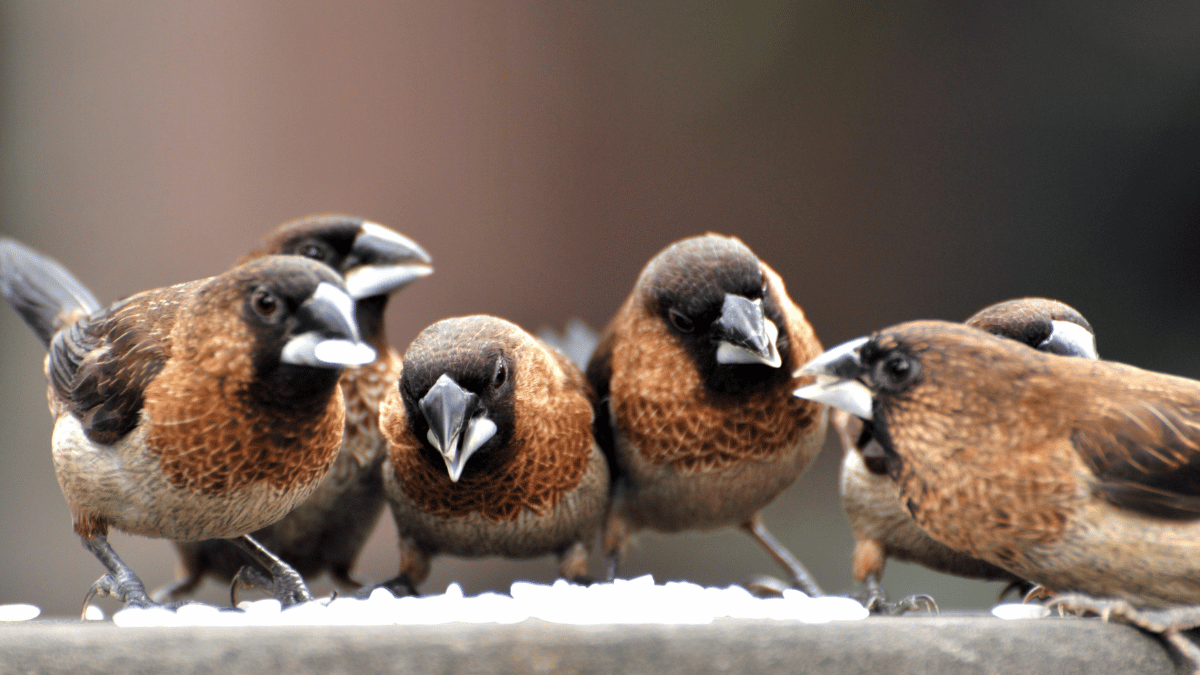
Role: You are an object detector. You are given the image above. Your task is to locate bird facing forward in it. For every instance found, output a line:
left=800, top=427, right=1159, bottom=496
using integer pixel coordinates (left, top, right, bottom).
left=835, top=298, right=1098, bottom=613
left=377, top=315, right=609, bottom=594
left=796, top=319, right=1200, bottom=658
left=162, top=215, right=432, bottom=601
left=587, top=233, right=827, bottom=594
left=0, top=239, right=375, bottom=609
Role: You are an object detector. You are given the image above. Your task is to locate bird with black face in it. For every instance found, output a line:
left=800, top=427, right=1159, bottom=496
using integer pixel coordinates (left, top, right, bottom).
left=0, top=238, right=375, bottom=610
left=836, top=298, right=1098, bottom=614
left=160, top=214, right=432, bottom=602
left=797, top=320, right=1200, bottom=664
left=587, top=233, right=827, bottom=594
left=375, top=315, right=608, bottom=595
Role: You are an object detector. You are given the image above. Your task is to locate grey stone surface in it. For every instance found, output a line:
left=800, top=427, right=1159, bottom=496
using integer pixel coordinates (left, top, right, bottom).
left=0, top=616, right=1180, bottom=675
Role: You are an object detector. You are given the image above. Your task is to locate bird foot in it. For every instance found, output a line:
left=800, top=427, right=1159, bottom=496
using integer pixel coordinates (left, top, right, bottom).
left=357, top=574, right=419, bottom=599
left=81, top=571, right=154, bottom=617
left=852, top=585, right=938, bottom=615
left=1023, top=584, right=1055, bottom=603
left=231, top=564, right=313, bottom=608
left=1047, top=594, right=1200, bottom=633
left=998, top=579, right=1035, bottom=602
left=744, top=575, right=791, bottom=598
left=1048, top=594, right=1200, bottom=674
left=150, top=574, right=203, bottom=604
left=873, top=593, right=939, bottom=616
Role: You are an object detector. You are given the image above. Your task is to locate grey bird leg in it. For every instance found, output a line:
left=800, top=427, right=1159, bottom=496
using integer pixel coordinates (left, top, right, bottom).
left=228, top=534, right=313, bottom=607
left=740, top=515, right=823, bottom=597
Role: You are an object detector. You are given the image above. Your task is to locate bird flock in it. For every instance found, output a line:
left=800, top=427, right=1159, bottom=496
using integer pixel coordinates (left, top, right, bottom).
left=2, top=216, right=1200, bottom=664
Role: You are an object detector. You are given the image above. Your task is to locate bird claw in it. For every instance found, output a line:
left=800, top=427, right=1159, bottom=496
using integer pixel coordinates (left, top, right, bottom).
left=744, top=575, right=791, bottom=598
left=1047, top=593, right=1200, bottom=674
left=857, top=588, right=938, bottom=615
left=1046, top=593, right=1200, bottom=633
left=357, top=574, right=419, bottom=599
left=882, top=593, right=939, bottom=616
left=81, top=572, right=153, bottom=618
left=230, top=564, right=313, bottom=608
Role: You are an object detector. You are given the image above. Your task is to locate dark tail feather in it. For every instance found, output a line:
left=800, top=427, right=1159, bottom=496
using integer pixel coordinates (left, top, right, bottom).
left=0, top=239, right=101, bottom=347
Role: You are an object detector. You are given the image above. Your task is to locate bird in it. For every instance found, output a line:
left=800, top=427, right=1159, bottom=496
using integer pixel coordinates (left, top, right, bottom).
left=0, top=238, right=376, bottom=610
left=375, top=314, right=609, bottom=595
left=795, top=319, right=1200, bottom=663
left=587, top=233, right=828, bottom=594
left=159, top=214, right=433, bottom=601
left=836, top=297, right=1098, bottom=613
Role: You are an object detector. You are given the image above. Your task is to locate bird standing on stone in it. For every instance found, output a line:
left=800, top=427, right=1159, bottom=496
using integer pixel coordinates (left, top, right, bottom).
left=587, top=233, right=827, bottom=594
left=377, top=315, right=609, bottom=595
left=836, top=298, right=1097, bottom=613
left=159, top=215, right=432, bottom=601
left=0, top=239, right=374, bottom=610
left=797, top=319, right=1200, bottom=664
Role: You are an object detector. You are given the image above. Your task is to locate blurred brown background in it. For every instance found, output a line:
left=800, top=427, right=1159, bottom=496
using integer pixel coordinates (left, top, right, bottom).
left=2, top=2, right=1200, bottom=618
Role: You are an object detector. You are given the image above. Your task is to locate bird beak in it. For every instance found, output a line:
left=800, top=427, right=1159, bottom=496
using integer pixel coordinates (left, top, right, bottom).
left=281, top=281, right=377, bottom=367
left=419, top=373, right=497, bottom=483
left=713, top=294, right=783, bottom=368
left=342, top=222, right=434, bottom=299
left=792, top=336, right=875, bottom=421
left=1039, top=320, right=1098, bottom=360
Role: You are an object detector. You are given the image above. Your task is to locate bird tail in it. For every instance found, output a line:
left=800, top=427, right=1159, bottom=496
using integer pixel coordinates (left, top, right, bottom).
left=0, top=238, right=101, bottom=348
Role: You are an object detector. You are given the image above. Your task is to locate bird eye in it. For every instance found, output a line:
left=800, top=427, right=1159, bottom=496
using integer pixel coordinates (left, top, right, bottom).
left=252, top=288, right=280, bottom=318
left=493, top=359, right=508, bottom=388
left=668, top=308, right=695, bottom=333
left=298, top=240, right=329, bottom=262
left=874, top=352, right=918, bottom=390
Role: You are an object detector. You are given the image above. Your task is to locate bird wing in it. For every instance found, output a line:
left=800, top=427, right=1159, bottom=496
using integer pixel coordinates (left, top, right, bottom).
left=47, top=292, right=174, bottom=445
left=1073, top=393, right=1200, bottom=520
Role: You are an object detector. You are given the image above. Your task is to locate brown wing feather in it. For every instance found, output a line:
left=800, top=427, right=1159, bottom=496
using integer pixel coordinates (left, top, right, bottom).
left=1074, top=397, right=1200, bottom=520
left=48, top=290, right=178, bottom=445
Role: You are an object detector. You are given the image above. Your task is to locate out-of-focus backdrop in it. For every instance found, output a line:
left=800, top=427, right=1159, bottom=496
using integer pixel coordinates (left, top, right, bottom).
left=2, top=2, right=1199, bottom=618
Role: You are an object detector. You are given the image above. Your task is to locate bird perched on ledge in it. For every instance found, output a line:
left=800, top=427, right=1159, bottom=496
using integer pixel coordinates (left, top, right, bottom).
left=796, top=320, right=1200, bottom=662
left=160, top=215, right=432, bottom=601
left=0, top=239, right=375, bottom=610
left=376, top=315, right=609, bottom=595
left=836, top=298, right=1098, bottom=613
left=587, top=233, right=827, bottom=594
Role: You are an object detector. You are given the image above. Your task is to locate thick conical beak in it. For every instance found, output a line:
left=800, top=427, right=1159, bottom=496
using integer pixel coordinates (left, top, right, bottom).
left=343, top=222, right=434, bottom=299
left=712, top=294, right=782, bottom=368
left=792, top=336, right=874, bottom=420
left=419, top=373, right=497, bottom=482
left=1039, top=320, right=1098, bottom=359
left=281, top=281, right=377, bottom=367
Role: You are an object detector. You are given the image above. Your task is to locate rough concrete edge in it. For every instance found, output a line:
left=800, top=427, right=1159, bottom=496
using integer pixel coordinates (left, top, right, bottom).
left=0, top=616, right=1181, bottom=675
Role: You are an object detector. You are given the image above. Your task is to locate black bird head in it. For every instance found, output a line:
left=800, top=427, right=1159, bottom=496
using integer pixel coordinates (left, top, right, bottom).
left=398, top=316, right=520, bottom=482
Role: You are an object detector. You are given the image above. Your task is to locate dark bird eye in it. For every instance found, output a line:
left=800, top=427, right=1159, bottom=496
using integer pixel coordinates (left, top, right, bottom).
left=252, top=288, right=280, bottom=318
left=874, top=352, right=919, bottom=390
left=493, top=359, right=508, bottom=388
left=298, top=240, right=329, bottom=262
left=668, top=308, right=695, bottom=333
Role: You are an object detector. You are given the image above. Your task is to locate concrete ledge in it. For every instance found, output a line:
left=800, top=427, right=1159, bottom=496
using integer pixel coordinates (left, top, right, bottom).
left=0, top=616, right=1180, bottom=675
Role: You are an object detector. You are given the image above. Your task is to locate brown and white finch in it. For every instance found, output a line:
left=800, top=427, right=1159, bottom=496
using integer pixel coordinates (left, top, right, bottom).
left=587, top=233, right=828, bottom=594
left=376, top=315, right=609, bottom=595
left=835, top=298, right=1097, bottom=612
left=161, top=215, right=432, bottom=601
left=0, top=238, right=374, bottom=609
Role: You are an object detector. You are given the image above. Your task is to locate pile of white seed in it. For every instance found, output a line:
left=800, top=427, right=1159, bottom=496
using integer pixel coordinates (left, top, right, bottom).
left=99, top=575, right=869, bottom=627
